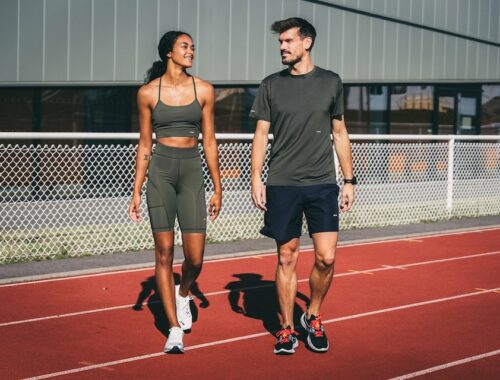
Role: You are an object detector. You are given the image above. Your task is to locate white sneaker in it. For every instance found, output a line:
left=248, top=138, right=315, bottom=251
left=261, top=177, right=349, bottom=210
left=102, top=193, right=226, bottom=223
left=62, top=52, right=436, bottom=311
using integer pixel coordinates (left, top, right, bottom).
left=175, top=284, right=193, bottom=331
left=164, top=326, right=184, bottom=354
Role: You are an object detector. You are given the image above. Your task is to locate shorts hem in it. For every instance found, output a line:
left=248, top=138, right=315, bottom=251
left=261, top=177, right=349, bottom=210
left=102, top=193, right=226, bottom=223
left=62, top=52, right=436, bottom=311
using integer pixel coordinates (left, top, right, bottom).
left=260, top=229, right=302, bottom=243
left=180, top=229, right=206, bottom=234
left=308, top=228, right=339, bottom=237
left=151, top=227, right=175, bottom=233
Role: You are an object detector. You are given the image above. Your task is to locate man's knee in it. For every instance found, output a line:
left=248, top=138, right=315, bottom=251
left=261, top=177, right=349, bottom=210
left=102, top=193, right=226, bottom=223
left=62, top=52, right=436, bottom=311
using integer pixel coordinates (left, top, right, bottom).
left=278, top=244, right=299, bottom=268
left=315, top=250, right=336, bottom=269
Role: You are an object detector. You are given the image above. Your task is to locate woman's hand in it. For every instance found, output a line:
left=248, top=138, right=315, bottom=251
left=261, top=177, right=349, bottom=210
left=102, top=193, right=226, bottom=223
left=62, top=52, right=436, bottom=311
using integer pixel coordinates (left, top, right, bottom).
left=208, top=191, right=222, bottom=221
left=128, top=193, right=143, bottom=223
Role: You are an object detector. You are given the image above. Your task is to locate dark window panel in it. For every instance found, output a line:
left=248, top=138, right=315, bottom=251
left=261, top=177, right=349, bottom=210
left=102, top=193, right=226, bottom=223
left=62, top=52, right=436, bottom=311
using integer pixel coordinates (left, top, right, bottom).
left=1, top=84, right=499, bottom=138
left=481, top=85, right=500, bottom=135
left=344, top=86, right=369, bottom=134
left=390, top=85, right=434, bottom=134
left=344, top=85, right=389, bottom=134
left=0, top=88, right=33, bottom=132
left=214, top=87, right=257, bottom=134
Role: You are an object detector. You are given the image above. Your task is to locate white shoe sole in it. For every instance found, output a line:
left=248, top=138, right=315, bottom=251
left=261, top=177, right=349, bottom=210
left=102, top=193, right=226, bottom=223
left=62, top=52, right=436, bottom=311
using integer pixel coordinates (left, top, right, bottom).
left=273, top=339, right=299, bottom=355
left=164, top=345, right=184, bottom=354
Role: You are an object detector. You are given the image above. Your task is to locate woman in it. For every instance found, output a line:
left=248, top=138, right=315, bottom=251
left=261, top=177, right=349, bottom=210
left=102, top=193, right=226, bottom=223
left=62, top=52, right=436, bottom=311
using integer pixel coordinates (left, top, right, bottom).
left=129, top=31, right=222, bottom=354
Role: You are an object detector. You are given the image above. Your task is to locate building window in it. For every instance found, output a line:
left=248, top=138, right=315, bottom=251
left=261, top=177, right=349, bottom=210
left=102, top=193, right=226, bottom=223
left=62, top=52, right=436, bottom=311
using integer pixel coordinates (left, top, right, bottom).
left=481, top=85, right=500, bottom=135
left=344, top=85, right=389, bottom=134
left=214, top=87, right=256, bottom=133
left=390, top=85, right=434, bottom=134
left=0, top=88, right=33, bottom=133
left=367, top=85, right=389, bottom=134
left=2, top=84, right=499, bottom=137
left=344, top=86, right=369, bottom=134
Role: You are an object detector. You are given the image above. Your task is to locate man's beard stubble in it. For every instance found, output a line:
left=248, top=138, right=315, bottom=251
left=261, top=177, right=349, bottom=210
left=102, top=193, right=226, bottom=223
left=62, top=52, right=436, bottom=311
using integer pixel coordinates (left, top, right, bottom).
left=281, top=53, right=301, bottom=66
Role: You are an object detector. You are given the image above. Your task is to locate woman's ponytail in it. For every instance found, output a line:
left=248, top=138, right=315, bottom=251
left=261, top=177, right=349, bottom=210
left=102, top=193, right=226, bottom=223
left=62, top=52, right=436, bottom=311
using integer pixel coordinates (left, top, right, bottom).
left=145, top=60, right=166, bottom=83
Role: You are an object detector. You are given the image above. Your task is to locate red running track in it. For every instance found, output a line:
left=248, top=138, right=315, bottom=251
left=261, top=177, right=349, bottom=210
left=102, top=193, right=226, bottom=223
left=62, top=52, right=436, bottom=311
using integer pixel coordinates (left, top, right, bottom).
left=0, top=228, right=499, bottom=379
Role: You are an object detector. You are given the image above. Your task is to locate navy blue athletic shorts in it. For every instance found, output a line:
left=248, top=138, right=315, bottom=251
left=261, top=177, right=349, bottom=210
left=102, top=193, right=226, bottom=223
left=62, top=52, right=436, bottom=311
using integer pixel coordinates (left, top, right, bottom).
left=260, top=183, right=340, bottom=242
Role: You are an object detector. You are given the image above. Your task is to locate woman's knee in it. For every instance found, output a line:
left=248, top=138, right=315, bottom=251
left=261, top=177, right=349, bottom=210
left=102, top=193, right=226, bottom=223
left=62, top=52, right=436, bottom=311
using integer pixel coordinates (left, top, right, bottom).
left=185, top=255, right=203, bottom=271
left=156, top=245, right=174, bottom=267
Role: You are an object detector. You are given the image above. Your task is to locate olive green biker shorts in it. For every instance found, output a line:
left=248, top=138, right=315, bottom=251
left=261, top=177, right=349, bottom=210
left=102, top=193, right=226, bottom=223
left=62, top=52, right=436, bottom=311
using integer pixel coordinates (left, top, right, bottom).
left=146, top=143, right=206, bottom=233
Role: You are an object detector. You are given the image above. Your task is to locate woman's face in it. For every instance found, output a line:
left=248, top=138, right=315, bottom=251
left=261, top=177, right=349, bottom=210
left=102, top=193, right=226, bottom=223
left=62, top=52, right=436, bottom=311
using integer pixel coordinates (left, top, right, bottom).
left=168, top=34, right=195, bottom=68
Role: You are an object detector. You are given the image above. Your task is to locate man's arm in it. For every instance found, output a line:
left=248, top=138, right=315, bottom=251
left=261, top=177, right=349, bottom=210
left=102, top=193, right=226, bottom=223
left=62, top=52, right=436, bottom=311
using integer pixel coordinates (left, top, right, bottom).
left=251, top=120, right=271, bottom=211
left=332, top=115, right=355, bottom=212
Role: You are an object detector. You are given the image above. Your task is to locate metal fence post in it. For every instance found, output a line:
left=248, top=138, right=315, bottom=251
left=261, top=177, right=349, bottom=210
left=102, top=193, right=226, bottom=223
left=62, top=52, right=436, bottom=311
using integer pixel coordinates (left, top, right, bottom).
left=446, top=137, right=455, bottom=216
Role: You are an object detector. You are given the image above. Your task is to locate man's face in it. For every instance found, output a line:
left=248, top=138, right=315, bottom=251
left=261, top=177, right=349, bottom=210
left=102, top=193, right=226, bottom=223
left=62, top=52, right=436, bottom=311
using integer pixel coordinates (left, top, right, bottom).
left=278, top=27, right=311, bottom=65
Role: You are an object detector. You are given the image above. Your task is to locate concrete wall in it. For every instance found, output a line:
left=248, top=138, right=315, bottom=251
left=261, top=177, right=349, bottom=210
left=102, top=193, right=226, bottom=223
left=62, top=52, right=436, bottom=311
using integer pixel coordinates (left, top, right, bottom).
left=0, top=0, right=499, bottom=85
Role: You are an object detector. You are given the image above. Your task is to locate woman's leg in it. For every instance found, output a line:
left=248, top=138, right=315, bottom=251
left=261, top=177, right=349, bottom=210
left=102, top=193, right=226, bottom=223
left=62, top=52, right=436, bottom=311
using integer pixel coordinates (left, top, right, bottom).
left=178, top=233, right=205, bottom=297
left=176, top=153, right=207, bottom=297
left=146, top=149, right=179, bottom=328
left=153, top=230, right=180, bottom=328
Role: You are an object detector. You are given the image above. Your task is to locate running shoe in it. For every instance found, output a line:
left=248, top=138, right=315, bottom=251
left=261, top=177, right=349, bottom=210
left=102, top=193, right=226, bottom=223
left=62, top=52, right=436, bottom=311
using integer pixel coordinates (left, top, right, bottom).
left=175, top=284, right=193, bottom=331
left=164, top=326, right=184, bottom=354
left=273, top=326, right=299, bottom=355
left=300, top=312, right=329, bottom=352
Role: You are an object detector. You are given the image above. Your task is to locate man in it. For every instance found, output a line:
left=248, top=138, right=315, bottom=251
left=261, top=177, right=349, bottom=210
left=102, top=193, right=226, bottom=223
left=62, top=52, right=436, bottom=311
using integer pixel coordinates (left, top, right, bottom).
left=250, top=17, right=356, bottom=355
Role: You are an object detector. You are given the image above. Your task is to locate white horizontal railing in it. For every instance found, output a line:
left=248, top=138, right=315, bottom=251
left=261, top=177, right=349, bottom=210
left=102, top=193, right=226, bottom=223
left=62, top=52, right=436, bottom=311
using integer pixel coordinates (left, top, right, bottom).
left=0, top=132, right=499, bottom=141
left=0, top=133, right=499, bottom=264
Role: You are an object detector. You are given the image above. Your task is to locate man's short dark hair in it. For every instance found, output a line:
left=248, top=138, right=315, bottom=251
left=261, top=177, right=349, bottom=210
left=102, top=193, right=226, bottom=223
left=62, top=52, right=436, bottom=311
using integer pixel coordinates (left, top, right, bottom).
left=271, top=17, right=316, bottom=51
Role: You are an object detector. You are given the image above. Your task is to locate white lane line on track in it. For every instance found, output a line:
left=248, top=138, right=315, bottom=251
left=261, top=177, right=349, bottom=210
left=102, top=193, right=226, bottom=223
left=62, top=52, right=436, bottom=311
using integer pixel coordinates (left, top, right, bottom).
left=382, top=265, right=408, bottom=270
left=2, top=225, right=499, bottom=287
left=2, top=250, right=499, bottom=327
left=388, top=349, right=500, bottom=379
left=21, top=287, right=500, bottom=380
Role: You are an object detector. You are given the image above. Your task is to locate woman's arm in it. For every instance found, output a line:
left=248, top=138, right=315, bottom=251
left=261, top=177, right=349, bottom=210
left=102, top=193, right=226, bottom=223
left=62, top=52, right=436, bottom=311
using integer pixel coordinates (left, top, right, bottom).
left=198, top=80, right=222, bottom=221
left=129, top=85, right=154, bottom=222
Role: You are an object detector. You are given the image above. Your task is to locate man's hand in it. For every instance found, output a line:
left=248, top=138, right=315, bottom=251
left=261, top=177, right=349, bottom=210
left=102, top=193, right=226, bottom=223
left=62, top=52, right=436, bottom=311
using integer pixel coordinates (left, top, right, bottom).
left=251, top=177, right=267, bottom=211
left=340, top=184, right=355, bottom=212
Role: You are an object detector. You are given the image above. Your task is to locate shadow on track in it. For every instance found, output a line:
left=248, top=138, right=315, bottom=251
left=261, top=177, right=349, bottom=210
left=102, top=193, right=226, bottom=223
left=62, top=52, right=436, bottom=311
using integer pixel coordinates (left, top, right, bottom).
left=225, top=273, right=309, bottom=336
left=132, top=273, right=209, bottom=337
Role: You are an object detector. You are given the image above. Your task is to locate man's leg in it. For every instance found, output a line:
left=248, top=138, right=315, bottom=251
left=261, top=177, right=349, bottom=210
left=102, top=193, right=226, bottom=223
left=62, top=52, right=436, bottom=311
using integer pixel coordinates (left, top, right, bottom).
left=299, top=231, right=337, bottom=352
left=273, top=237, right=301, bottom=354
left=262, top=185, right=302, bottom=354
left=308, top=232, right=338, bottom=316
left=276, top=237, right=301, bottom=329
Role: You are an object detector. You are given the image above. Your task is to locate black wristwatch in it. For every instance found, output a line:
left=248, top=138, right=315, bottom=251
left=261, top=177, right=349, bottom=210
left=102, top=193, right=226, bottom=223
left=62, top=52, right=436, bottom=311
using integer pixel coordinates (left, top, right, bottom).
left=343, top=176, right=357, bottom=185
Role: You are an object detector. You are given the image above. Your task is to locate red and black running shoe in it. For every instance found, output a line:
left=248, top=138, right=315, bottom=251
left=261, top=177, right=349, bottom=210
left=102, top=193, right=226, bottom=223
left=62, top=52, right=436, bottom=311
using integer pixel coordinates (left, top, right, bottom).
left=273, top=326, right=299, bottom=355
left=300, top=312, right=329, bottom=352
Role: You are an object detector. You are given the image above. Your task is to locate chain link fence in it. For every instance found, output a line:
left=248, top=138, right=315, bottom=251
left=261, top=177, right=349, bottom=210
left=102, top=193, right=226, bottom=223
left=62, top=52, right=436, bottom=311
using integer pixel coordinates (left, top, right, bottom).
left=1, top=133, right=499, bottom=264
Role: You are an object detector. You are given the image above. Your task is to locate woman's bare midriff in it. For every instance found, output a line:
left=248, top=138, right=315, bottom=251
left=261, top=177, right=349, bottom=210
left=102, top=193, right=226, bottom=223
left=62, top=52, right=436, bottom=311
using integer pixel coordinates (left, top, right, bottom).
left=157, top=136, right=198, bottom=148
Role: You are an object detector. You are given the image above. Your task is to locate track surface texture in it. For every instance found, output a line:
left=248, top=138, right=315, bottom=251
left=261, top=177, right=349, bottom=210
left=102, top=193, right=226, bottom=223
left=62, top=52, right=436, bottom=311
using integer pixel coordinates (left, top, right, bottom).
left=1, top=228, right=499, bottom=380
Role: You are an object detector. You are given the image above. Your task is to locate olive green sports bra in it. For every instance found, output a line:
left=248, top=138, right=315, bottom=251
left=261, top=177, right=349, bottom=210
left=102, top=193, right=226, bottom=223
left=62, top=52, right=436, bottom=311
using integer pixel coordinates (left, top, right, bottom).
left=152, top=76, right=202, bottom=138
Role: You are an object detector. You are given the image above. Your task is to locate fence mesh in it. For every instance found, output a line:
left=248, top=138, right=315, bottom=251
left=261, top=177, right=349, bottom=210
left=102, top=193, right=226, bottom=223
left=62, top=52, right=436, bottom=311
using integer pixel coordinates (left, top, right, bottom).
left=1, top=139, right=499, bottom=263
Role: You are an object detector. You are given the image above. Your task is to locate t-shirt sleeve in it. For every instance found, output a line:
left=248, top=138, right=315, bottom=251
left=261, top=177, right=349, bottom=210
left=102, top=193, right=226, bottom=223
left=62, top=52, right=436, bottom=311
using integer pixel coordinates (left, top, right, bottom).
left=249, top=81, right=271, bottom=121
left=329, top=76, right=344, bottom=117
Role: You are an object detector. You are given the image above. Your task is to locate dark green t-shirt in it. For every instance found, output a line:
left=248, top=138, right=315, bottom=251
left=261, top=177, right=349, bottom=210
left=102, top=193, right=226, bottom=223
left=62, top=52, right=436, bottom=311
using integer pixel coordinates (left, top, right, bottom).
left=250, top=66, right=344, bottom=186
